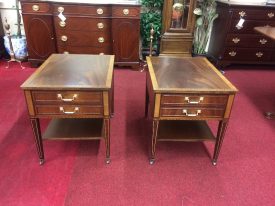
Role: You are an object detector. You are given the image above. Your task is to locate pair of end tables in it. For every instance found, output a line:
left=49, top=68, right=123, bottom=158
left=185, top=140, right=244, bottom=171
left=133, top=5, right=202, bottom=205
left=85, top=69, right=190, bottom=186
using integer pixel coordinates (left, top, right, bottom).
left=21, top=54, right=237, bottom=165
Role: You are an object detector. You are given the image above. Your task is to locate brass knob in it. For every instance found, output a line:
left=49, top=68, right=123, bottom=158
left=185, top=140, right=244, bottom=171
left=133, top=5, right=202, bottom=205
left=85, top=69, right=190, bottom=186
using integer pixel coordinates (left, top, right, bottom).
left=61, top=35, right=68, bottom=42
left=239, top=11, right=246, bottom=17
left=99, top=53, right=104, bottom=55
left=232, top=38, right=240, bottom=44
left=256, top=52, right=263, bottom=58
left=97, top=22, right=104, bottom=29
left=97, top=8, right=103, bottom=15
left=63, top=51, right=69, bottom=54
left=268, top=12, right=274, bottom=18
left=98, top=37, right=104, bottom=43
left=32, top=5, right=40, bottom=11
left=58, top=7, right=64, bottom=13
left=259, top=39, right=267, bottom=45
left=123, top=9, right=129, bottom=15
left=229, top=51, right=236, bottom=57
left=59, top=21, right=66, bottom=27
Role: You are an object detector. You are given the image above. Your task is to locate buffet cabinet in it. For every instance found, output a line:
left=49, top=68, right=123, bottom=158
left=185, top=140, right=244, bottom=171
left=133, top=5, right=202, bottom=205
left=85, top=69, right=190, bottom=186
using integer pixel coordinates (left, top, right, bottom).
left=208, top=1, right=275, bottom=68
left=20, top=0, right=141, bottom=67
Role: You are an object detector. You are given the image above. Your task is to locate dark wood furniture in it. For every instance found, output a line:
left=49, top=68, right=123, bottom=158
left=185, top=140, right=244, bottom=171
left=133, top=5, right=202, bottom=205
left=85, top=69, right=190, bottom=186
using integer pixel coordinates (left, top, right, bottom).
left=208, top=1, right=275, bottom=68
left=145, top=56, right=237, bottom=165
left=160, top=0, right=196, bottom=56
left=20, top=0, right=140, bottom=68
left=21, top=54, right=114, bottom=164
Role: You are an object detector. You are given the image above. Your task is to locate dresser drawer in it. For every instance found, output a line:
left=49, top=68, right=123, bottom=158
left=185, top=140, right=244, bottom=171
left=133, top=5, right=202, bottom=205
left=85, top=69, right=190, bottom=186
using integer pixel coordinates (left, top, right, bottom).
left=35, top=105, right=103, bottom=116
left=53, top=4, right=111, bottom=17
left=57, top=45, right=112, bottom=55
left=112, top=6, right=140, bottom=18
left=223, top=48, right=272, bottom=61
left=232, top=9, right=275, bottom=20
left=54, top=17, right=111, bottom=32
left=225, top=34, right=273, bottom=48
left=230, top=19, right=275, bottom=34
left=160, top=107, right=225, bottom=119
left=21, top=3, right=51, bottom=14
left=32, top=91, right=102, bottom=105
left=161, top=94, right=228, bottom=107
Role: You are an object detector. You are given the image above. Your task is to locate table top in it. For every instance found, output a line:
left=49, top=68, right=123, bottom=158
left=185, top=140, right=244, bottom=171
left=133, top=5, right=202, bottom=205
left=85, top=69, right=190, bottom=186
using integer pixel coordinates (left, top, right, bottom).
left=21, top=54, right=114, bottom=90
left=254, top=26, right=275, bottom=40
left=146, top=56, right=237, bottom=93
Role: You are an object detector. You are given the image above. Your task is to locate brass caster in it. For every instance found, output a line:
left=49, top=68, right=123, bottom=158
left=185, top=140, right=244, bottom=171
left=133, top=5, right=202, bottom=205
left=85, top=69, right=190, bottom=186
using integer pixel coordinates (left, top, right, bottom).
left=39, top=159, right=44, bottom=165
left=212, top=161, right=217, bottom=166
left=105, top=158, right=111, bottom=164
left=149, top=159, right=155, bottom=165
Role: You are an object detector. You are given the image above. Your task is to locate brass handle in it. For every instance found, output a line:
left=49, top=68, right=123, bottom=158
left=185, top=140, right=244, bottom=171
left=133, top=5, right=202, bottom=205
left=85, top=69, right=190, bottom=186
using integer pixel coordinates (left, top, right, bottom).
left=232, top=38, right=240, bottom=44
left=256, top=52, right=263, bottom=58
left=123, top=9, right=129, bottom=15
left=97, top=22, right=104, bottom=29
left=268, top=12, right=274, bottom=18
left=259, top=39, right=267, bottom=44
left=59, top=107, right=79, bottom=114
left=97, top=8, right=103, bottom=15
left=32, top=5, right=40, bottom=11
left=229, top=51, right=237, bottom=57
left=184, top=96, right=204, bottom=104
left=99, top=53, right=104, bottom=55
left=61, top=35, right=68, bottom=42
left=239, top=11, right=246, bottom=17
left=182, top=109, right=201, bottom=117
left=57, top=94, right=77, bottom=102
left=58, top=6, right=64, bottom=13
left=59, top=21, right=66, bottom=27
left=98, top=37, right=104, bottom=43
left=63, top=51, right=69, bottom=54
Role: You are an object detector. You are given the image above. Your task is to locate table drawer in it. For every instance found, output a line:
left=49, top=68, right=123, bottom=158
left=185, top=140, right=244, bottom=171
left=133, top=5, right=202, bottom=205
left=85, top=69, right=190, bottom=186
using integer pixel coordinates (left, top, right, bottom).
left=225, top=34, right=273, bottom=48
left=35, top=105, right=103, bottom=116
left=112, top=6, right=140, bottom=18
left=57, top=45, right=112, bottom=55
left=160, top=107, right=225, bottom=118
left=21, top=3, right=51, bottom=14
left=32, top=91, right=102, bottom=105
left=161, top=94, right=228, bottom=107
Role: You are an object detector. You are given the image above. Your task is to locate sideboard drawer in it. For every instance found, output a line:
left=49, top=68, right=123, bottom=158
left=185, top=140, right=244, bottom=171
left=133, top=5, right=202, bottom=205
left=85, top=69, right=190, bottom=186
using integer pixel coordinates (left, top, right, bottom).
left=57, top=45, right=112, bottom=55
left=232, top=9, right=275, bottom=20
left=21, top=3, right=51, bottom=14
left=229, top=19, right=275, bottom=34
left=223, top=48, right=272, bottom=61
left=225, top=34, right=273, bottom=48
left=112, top=6, right=140, bottom=18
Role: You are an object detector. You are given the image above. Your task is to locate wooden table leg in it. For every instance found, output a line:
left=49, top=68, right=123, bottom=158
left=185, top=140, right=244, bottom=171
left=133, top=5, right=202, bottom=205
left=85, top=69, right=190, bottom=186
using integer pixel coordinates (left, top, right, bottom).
left=104, top=118, right=111, bottom=164
left=150, top=120, right=159, bottom=165
left=264, top=112, right=275, bottom=119
left=30, top=118, right=44, bottom=165
left=212, top=120, right=228, bottom=166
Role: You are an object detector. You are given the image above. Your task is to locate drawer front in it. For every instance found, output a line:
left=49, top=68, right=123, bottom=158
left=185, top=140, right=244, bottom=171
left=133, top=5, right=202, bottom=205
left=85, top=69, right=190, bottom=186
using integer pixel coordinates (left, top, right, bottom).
left=232, top=9, right=275, bottom=21
left=160, top=107, right=225, bottom=118
left=35, top=105, right=103, bottom=116
left=223, top=48, right=272, bottom=61
left=161, top=94, right=228, bottom=107
left=57, top=45, right=112, bottom=55
left=225, top=34, right=273, bottom=48
left=54, top=17, right=111, bottom=32
left=112, top=6, right=140, bottom=18
left=53, top=5, right=111, bottom=17
left=32, top=91, right=102, bottom=105
left=230, top=20, right=275, bottom=34
left=56, top=31, right=111, bottom=46
left=21, top=3, right=51, bottom=14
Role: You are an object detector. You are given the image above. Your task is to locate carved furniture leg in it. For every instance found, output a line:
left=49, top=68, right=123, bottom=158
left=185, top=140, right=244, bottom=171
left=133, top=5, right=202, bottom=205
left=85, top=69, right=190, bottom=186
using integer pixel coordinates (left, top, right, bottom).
left=150, top=120, right=159, bottom=165
left=30, top=118, right=44, bottom=165
left=104, top=118, right=111, bottom=164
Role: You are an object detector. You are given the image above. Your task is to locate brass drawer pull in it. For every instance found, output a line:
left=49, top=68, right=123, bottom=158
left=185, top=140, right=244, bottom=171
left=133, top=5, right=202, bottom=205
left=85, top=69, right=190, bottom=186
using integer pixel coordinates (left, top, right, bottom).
left=229, top=51, right=236, bottom=57
left=232, top=38, right=240, bottom=44
left=259, top=39, right=267, bottom=44
left=97, top=8, right=103, bottom=15
left=97, top=22, right=104, bottom=29
left=32, top=5, right=40, bottom=11
left=184, top=96, right=204, bottom=104
left=58, top=7, right=64, bottom=13
left=61, top=35, right=68, bottom=42
left=98, top=37, right=104, bottom=43
left=59, top=107, right=79, bottom=114
left=59, top=21, right=66, bottom=27
left=57, top=94, right=77, bottom=102
left=268, top=12, right=274, bottom=18
left=63, top=51, right=69, bottom=54
left=182, top=109, right=201, bottom=117
left=99, top=53, right=104, bottom=55
left=123, top=9, right=129, bottom=15
left=256, top=52, right=263, bottom=58
left=239, top=11, right=246, bottom=17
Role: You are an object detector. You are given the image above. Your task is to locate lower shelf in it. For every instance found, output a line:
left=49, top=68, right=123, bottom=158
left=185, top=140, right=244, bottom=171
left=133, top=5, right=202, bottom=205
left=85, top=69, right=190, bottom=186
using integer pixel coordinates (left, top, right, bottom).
left=43, top=118, right=104, bottom=140
left=157, top=120, right=216, bottom=142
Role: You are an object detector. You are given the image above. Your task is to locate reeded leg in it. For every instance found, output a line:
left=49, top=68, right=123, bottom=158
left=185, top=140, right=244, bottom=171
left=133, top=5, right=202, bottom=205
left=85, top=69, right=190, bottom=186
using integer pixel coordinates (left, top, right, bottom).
left=104, top=118, right=111, bottom=164
left=30, top=118, right=44, bottom=165
left=212, top=120, right=228, bottom=165
left=150, top=120, right=159, bottom=165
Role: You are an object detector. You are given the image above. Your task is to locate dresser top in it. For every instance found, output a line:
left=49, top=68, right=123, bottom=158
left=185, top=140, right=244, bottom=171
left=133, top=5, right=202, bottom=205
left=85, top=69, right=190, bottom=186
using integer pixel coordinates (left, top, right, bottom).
left=217, top=0, right=275, bottom=7
left=19, top=0, right=141, bottom=5
left=21, top=54, right=114, bottom=90
left=147, top=56, right=237, bottom=93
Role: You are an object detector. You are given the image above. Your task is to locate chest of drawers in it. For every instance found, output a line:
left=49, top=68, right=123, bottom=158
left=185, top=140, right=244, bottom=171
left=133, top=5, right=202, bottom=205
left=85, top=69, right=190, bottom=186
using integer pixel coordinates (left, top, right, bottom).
left=208, top=1, right=275, bottom=68
left=20, top=0, right=141, bottom=68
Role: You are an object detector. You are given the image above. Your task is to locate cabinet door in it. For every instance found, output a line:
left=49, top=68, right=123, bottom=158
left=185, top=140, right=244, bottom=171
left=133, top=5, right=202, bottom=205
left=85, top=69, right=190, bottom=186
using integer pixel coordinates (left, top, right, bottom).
left=23, top=15, right=56, bottom=62
left=112, top=19, right=140, bottom=63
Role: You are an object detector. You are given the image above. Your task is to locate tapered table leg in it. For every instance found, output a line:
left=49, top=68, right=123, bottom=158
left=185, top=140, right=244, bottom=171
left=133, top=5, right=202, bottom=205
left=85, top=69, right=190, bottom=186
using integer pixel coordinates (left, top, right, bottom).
left=104, top=118, right=111, bottom=164
left=30, top=118, right=44, bottom=165
left=150, top=120, right=159, bottom=165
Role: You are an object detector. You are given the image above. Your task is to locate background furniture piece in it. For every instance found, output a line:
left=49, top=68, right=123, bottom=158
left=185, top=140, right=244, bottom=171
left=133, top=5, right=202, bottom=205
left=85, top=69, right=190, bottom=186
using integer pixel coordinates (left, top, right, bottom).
left=145, top=56, right=237, bottom=165
left=208, top=1, right=275, bottom=68
left=21, top=54, right=114, bottom=164
left=0, top=13, right=9, bottom=59
left=160, top=0, right=196, bottom=56
left=20, top=0, right=140, bottom=68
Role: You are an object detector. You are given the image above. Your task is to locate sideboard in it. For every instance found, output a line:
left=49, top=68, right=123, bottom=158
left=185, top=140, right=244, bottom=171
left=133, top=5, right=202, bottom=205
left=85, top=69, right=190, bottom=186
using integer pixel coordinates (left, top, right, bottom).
left=20, top=0, right=141, bottom=68
left=208, top=1, right=275, bottom=68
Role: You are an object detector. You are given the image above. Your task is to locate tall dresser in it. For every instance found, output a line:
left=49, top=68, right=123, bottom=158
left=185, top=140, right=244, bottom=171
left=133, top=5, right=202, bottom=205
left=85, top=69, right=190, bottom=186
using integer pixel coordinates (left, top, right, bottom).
left=208, top=1, right=275, bottom=68
left=20, top=0, right=141, bottom=68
